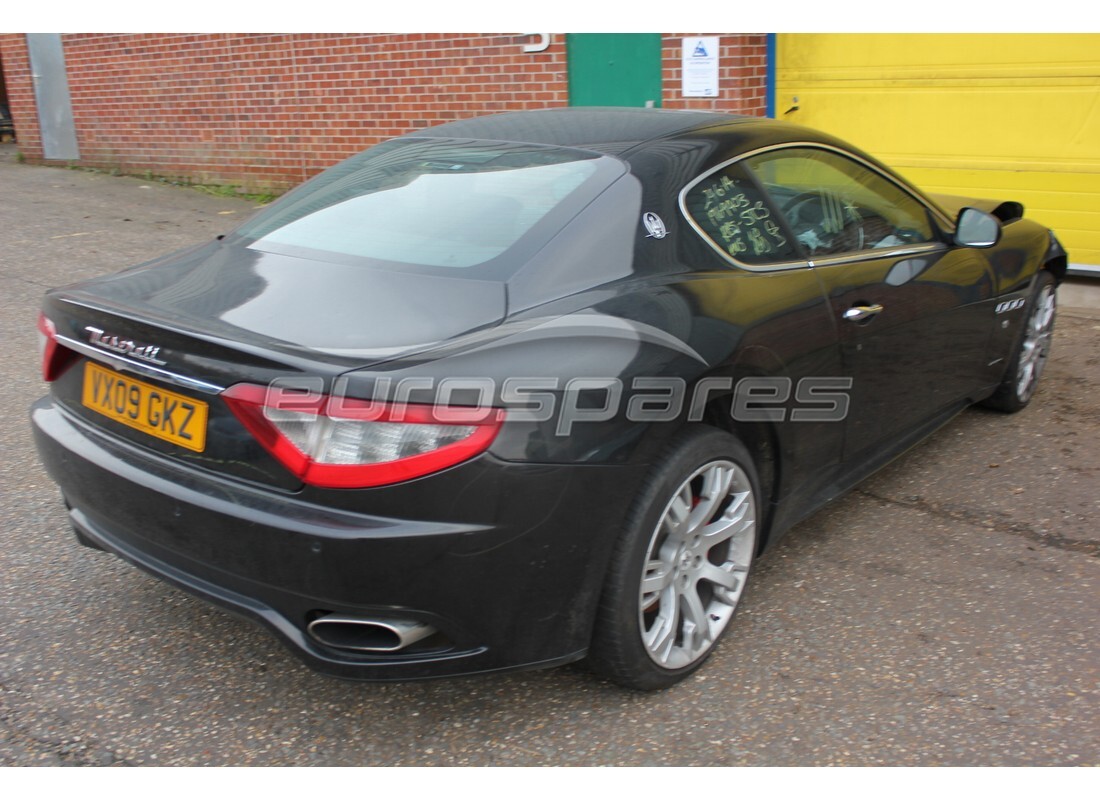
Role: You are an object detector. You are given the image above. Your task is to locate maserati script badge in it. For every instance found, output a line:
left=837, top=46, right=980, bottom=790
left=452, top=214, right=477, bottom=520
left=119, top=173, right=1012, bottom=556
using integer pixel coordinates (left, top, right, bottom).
left=86, top=326, right=168, bottom=365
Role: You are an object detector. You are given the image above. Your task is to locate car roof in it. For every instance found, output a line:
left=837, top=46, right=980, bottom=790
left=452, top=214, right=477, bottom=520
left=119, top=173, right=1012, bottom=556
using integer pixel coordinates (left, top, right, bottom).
left=403, top=109, right=938, bottom=219
left=408, top=107, right=756, bottom=156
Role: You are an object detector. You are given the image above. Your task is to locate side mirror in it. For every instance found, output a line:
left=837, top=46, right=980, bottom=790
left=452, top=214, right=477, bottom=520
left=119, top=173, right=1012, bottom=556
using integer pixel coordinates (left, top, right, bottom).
left=954, top=207, right=1001, bottom=248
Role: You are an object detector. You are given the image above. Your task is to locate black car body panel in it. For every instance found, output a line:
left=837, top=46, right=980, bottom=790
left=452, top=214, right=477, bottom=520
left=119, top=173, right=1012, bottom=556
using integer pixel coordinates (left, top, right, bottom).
left=31, top=109, right=1064, bottom=682
left=32, top=396, right=646, bottom=678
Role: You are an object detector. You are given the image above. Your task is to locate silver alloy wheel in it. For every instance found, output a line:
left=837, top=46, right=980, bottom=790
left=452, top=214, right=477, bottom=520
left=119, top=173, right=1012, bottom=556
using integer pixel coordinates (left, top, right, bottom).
left=638, top=459, right=756, bottom=669
left=1016, top=284, right=1056, bottom=402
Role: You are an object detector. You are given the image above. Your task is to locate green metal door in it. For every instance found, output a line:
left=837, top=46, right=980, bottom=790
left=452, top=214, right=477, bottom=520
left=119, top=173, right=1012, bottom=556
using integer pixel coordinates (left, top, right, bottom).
left=567, top=34, right=663, bottom=107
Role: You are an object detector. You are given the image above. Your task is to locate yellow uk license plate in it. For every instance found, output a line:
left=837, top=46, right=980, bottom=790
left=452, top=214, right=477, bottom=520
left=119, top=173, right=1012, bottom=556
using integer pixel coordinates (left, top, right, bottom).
left=81, top=361, right=208, bottom=452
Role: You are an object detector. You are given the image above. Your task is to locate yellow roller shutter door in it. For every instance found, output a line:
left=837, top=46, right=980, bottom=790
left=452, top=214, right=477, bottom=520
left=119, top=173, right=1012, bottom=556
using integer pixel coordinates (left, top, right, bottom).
left=776, top=34, right=1100, bottom=269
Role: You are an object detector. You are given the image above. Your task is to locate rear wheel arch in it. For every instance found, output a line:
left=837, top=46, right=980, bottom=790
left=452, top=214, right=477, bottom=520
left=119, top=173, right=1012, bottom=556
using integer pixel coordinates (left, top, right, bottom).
left=699, top=396, right=779, bottom=554
left=586, top=424, right=762, bottom=689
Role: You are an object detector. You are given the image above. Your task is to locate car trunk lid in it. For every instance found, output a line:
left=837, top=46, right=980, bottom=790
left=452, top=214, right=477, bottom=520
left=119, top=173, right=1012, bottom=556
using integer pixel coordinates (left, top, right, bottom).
left=40, top=242, right=507, bottom=490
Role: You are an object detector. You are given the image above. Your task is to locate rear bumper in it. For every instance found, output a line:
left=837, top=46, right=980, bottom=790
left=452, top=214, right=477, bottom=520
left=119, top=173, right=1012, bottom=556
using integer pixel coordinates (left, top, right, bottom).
left=31, top=397, right=642, bottom=680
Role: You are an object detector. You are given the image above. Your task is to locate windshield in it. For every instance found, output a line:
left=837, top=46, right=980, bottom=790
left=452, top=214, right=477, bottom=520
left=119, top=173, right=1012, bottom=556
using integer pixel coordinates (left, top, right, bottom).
left=236, top=138, right=622, bottom=273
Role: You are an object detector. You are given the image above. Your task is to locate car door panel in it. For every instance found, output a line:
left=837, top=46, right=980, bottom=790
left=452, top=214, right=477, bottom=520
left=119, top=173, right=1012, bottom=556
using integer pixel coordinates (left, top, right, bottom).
left=811, top=246, right=995, bottom=458
left=743, top=146, right=997, bottom=460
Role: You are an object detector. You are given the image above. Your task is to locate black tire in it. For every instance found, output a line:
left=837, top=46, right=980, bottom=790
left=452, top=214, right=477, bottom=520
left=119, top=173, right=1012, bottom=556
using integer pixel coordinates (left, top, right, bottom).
left=586, top=427, right=760, bottom=690
left=982, top=271, right=1057, bottom=413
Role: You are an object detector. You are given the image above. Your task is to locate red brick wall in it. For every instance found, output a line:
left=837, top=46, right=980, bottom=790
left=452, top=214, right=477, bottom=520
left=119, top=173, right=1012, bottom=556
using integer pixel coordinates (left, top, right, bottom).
left=661, top=34, right=768, bottom=114
left=0, top=33, right=768, bottom=193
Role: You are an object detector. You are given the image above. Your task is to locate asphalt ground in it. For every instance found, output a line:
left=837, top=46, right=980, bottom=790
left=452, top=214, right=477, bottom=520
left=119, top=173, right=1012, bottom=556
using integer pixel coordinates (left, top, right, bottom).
left=1, top=143, right=1097, bottom=768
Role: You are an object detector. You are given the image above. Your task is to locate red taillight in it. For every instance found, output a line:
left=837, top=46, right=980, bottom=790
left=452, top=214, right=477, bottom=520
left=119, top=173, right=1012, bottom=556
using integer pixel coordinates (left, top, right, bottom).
left=222, top=383, right=505, bottom=489
left=37, top=313, right=78, bottom=382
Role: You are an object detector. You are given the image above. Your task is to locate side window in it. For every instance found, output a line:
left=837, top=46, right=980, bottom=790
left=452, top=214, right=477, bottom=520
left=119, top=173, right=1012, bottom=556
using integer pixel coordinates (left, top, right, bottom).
left=745, top=148, right=935, bottom=258
left=681, top=162, right=797, bottom=266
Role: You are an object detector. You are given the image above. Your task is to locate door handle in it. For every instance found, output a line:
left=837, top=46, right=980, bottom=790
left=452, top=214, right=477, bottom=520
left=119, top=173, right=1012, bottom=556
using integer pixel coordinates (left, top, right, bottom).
left=843, top=304, right=884, bottom=322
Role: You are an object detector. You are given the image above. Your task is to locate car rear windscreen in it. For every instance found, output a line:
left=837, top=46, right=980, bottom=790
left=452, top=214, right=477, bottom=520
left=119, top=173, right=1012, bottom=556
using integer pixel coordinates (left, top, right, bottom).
left=236, top=139, right=621, bottom=272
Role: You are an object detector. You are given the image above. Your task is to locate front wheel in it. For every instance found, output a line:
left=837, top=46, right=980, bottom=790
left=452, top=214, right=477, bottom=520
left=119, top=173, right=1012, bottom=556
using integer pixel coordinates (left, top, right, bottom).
left=587, top=428, right=760, bottom=690
left=983, top=271, right=1056, bottom=413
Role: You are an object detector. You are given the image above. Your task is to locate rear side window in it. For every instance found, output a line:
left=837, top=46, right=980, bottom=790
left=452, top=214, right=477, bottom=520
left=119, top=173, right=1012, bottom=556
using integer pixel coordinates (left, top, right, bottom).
left=237, top=139, right=614, bottom=271
left=681, top=161, right=797, bottom=266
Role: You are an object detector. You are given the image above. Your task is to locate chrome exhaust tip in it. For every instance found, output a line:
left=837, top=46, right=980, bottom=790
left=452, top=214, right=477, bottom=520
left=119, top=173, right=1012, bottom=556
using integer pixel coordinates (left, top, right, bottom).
left=307, top=614, right=437, bottom=653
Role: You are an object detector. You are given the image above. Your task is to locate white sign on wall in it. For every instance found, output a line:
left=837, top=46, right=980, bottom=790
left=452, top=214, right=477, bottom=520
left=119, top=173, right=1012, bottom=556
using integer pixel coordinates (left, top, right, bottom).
left=681, top=37, right=720, bottom=98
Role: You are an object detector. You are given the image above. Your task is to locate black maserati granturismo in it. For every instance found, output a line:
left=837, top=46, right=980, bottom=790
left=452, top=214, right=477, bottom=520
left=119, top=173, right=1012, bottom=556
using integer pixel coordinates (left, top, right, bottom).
left=32, top=108, right=1065, bottom=689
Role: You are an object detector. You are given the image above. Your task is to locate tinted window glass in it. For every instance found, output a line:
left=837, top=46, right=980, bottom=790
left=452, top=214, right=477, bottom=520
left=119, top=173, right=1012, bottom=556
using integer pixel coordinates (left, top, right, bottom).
left=745, top=148, right=934, bottom=258
left=236, top=139, right=608, bottom=269
left=682, top=162, right=797, bottom=266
